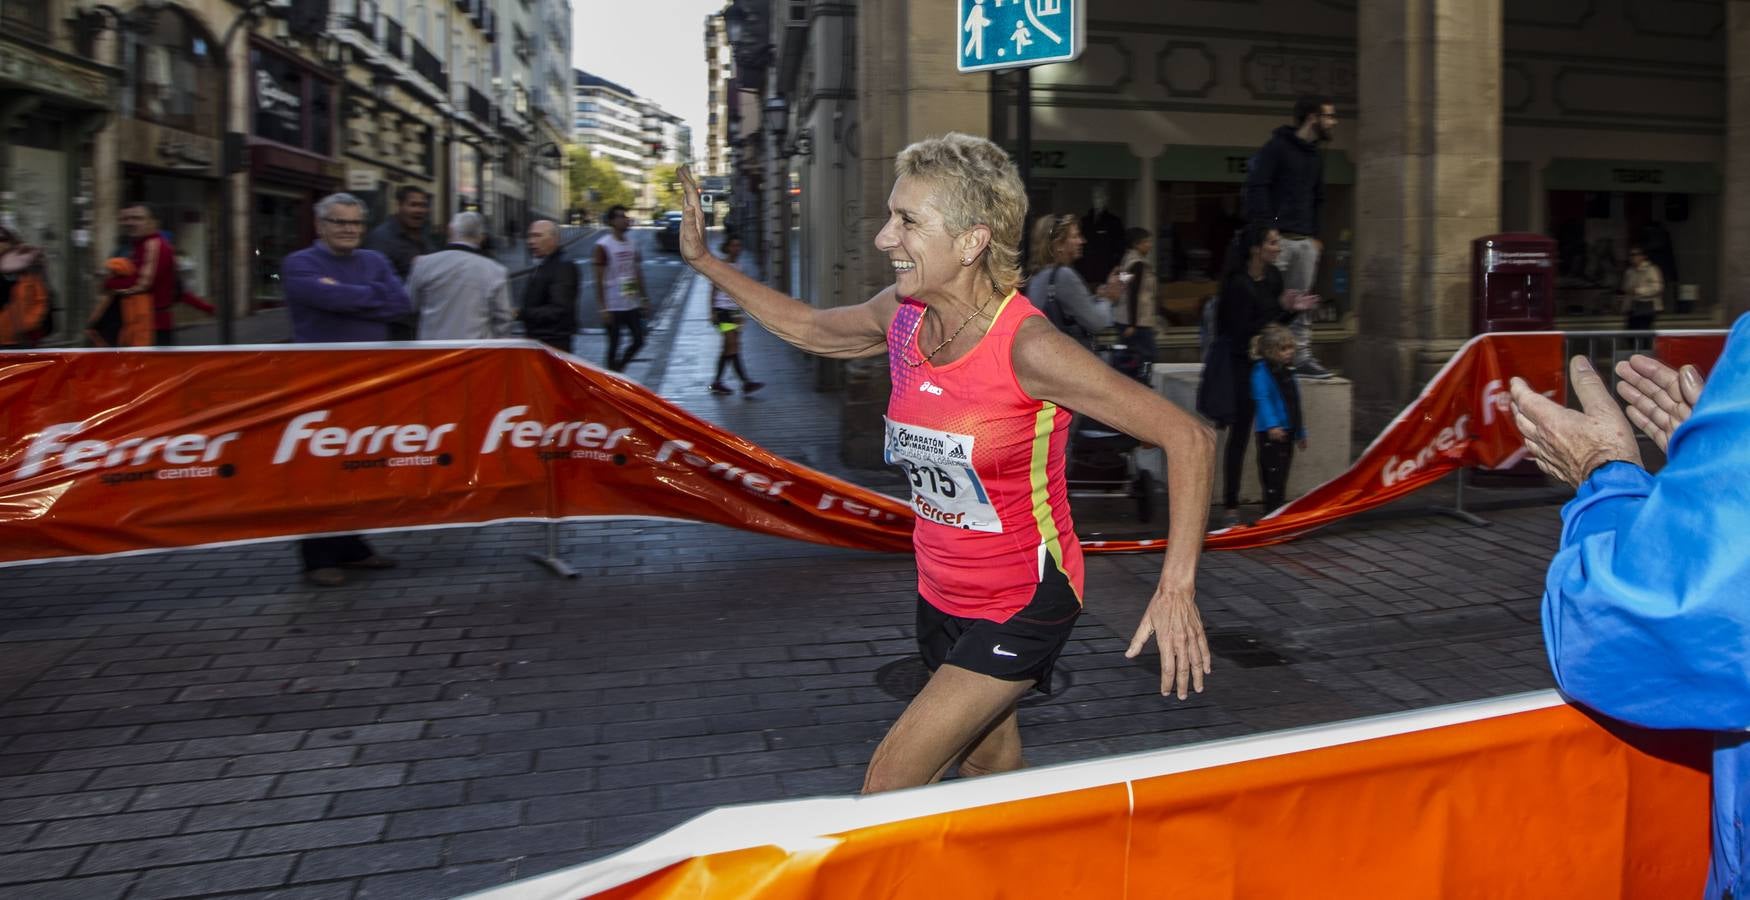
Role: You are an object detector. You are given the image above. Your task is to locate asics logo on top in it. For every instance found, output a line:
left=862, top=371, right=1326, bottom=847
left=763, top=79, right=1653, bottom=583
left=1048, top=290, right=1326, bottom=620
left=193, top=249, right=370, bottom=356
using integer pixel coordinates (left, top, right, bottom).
left=991, top=645, right=1018, bottom=657
left=918, top=380, right=944, bottom=396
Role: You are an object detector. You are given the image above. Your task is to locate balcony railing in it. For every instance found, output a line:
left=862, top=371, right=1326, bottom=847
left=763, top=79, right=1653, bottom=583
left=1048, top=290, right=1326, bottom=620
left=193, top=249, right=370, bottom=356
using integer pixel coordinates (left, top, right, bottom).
left=382, top=16, right=404, bottom=60
left=412, top=40, right=447, bottom=91
left=467, top=86, right=492, bottom=124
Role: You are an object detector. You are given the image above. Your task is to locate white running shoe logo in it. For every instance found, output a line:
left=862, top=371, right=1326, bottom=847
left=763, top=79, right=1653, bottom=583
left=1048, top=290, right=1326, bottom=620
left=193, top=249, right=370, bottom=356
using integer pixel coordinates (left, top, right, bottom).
left=992, top=644, right=1018, bottom=657
left=919, top=380, right=944, bottom=396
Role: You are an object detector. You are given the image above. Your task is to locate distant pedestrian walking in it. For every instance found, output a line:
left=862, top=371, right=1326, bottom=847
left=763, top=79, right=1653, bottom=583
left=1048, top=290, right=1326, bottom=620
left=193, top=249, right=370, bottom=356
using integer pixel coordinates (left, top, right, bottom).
left=280, top=192, right=411, bottom=588
left=520, top=220, right=580, bottom=353
left=709, top=235, right=763, bottom=396
left=408, top=212, right=514, bottom=341
left=595, top=205, right=648, bottom=372
left=1249, top=324, right=1305, bottom=514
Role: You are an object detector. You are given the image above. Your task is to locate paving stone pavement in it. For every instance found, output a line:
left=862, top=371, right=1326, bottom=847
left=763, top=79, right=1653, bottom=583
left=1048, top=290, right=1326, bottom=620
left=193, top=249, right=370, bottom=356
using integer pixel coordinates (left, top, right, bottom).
left=0, top=260, right=1569, bottom=898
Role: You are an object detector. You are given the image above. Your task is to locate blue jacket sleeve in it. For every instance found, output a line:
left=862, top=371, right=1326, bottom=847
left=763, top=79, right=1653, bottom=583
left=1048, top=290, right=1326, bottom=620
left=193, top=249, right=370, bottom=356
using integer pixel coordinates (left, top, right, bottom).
left=1542, top=315, right=1750, bottom=732
left=1251, top=361, right=1287, bottom=432
left=366, top=252, right=414, bottom=323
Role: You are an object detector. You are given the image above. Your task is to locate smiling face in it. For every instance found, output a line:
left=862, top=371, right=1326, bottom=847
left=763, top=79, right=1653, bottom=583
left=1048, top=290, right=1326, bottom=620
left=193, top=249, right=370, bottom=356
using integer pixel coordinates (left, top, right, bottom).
left=874, top=175, right=984, bottom=302
left=1258, top=229, right=1282, bottom=267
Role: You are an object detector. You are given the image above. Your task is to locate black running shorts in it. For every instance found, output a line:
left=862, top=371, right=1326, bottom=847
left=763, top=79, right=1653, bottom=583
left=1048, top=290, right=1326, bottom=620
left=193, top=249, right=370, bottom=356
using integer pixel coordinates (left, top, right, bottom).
left=916, top=562, right=1081, bottom=694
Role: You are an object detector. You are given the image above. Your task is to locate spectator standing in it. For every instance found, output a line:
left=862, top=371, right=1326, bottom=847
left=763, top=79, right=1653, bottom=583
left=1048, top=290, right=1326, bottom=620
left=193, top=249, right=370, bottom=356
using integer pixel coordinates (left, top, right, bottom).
left=362, top=186, right=435, bottom=339
left=595, top=205, right=649, bottom=372
left=1249, top=324, right=1305, bottom=514
left=1620, top=245, right=1664, bottom=331
left=520, top=219, right=579, bottom=352
left=111, top=203, right=212, bottom=345
left=0, top=228, right=50, bottom=349
left=1510, top=341, right=1749, bottom=900
left=1025, top=213, right=1118, bottom=350
left=281, top=192, right=412, bottom=587
left=1114, top=227, right=1160, bottom=366
left=408, top=212, right=513, bottom=341
left=1243, top=95, right=1336, bottom=378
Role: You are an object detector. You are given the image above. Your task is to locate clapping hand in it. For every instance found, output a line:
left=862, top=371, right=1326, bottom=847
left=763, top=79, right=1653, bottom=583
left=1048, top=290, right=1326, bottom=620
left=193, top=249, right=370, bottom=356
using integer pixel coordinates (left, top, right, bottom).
left=1615, top=355, right=1705, bottom=452
left=1510, top=356, right=1642, bottom=488
left=1282, top=290, right=1321, bottom=313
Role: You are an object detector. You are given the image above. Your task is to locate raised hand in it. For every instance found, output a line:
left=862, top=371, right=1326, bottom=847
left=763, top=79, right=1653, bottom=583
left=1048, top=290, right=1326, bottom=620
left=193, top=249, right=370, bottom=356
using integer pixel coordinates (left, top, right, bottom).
left=1615, top=355, right=1705, bottom=453
left=675, top=166, right=710, bottom=266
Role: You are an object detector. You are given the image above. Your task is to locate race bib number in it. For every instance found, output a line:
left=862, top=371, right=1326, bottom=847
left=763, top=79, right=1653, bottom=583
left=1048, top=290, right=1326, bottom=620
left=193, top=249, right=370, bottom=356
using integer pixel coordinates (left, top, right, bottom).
left=883, top=418, right=1000, bottom=533
left=619, top=278, right=641, bottom=300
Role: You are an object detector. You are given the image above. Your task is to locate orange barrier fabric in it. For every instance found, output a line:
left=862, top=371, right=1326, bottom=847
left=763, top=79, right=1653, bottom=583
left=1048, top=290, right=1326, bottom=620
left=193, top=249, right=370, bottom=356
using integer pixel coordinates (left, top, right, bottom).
left=585, top=703, right=1711, bottom=899
left=0, top=345, right=913, bottom=565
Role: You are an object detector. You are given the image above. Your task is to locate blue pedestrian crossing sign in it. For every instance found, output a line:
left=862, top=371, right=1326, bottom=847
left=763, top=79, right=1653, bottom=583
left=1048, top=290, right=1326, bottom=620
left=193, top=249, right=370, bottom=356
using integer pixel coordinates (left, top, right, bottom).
left=957, top=0, right=1084, bottom=73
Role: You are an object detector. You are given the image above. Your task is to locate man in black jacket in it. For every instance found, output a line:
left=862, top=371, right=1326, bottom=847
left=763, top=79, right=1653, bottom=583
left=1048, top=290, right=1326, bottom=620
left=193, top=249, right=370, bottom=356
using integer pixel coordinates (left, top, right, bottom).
left=362, top=185, right=435, bottom=340
left=520, top=220, right=579, bottom=352
left=1243, top=95, right=1336, bottom=378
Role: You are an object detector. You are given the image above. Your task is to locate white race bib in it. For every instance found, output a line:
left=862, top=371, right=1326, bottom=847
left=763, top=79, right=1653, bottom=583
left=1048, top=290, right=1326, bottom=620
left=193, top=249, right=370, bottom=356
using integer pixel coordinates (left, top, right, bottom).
left=883, top=417, right=1001, bottom=533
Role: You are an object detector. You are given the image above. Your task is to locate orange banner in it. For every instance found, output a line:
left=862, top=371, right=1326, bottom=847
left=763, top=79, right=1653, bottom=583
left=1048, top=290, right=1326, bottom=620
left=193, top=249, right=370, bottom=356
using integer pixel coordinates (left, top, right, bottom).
left=0, top=344, right=912, bottom=565
left=0, top=333, right=1728, bottom=566
left=1084, top=330, right=1727, bottom=553
left=459, top=694, right=1711, bottom=899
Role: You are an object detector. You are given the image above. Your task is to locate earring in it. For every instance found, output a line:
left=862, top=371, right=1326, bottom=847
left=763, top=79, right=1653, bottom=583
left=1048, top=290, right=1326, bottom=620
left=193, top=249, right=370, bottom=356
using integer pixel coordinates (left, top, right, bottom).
left=962, top=257, right=972, bottom=265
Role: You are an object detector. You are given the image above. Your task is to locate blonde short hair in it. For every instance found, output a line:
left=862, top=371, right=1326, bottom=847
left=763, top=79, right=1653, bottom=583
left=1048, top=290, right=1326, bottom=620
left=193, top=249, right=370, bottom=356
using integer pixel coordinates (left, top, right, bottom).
left=894, top=133, right=1026, bottom=296
left=1252, top=323, right=1296, bottom=360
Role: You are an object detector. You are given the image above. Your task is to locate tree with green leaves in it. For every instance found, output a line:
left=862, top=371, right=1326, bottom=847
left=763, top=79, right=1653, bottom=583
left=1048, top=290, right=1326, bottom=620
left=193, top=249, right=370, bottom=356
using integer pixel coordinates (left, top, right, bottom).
left=567, top=148, right=635, bottom=217
left=650, top=164, right=683, bottom=214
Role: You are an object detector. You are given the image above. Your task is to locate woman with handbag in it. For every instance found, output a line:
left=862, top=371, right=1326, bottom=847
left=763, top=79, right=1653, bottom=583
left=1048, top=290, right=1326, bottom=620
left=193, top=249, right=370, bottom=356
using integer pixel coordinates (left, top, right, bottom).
left=1024, top=213, right=1119, bottom=348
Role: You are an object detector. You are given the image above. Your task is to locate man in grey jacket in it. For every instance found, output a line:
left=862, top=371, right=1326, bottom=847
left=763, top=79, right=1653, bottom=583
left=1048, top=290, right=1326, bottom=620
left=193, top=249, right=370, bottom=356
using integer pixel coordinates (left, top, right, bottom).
left=407, top=212, right=514, bottom=340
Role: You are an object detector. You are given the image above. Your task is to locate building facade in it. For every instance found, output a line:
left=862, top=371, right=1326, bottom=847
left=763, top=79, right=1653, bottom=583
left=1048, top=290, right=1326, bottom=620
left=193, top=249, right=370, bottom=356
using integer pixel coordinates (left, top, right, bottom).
left=5, top=0, right=571, bottom=346
left=573, top=69, right=692, bottom=217
left=730, top=0, right=1747, bottom=460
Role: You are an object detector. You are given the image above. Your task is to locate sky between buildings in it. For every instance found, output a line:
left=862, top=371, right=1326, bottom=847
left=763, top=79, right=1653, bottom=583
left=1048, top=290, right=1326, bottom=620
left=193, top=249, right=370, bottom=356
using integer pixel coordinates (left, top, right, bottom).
left=573, top=1, right=727, bottom=162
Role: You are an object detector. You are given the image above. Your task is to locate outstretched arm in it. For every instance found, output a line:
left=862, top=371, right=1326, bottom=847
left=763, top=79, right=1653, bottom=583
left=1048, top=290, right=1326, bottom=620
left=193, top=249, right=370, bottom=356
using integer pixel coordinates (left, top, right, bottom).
left=677, top=166, right=893, bottom=358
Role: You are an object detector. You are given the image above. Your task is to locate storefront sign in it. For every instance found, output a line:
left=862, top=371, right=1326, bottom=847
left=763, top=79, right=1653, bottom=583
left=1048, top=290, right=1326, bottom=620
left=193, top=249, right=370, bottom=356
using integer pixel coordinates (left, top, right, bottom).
left=1542, top=158, right=1722, bottom=194
left=347, top=168, right=381, bottom=191
left=1156, top=145, right=1356, bottom=185
left=998, top=141, right=1139, bottom=180
left=0, top=36, right=115, bottom=110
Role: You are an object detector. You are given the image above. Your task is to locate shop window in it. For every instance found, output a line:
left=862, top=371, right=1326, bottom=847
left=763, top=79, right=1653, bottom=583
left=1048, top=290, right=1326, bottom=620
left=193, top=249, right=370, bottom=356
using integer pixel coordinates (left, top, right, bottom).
left=251, top=44, right=337, bottom=156
left=1546, top=189, right=1717, bottom=317
left=126, top=7, right=220, bottom=136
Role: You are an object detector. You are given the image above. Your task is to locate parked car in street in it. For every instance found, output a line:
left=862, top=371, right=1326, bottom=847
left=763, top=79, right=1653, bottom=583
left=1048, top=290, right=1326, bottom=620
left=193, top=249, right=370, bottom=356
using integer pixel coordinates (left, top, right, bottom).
left=655, top=211, right=684, bottom=252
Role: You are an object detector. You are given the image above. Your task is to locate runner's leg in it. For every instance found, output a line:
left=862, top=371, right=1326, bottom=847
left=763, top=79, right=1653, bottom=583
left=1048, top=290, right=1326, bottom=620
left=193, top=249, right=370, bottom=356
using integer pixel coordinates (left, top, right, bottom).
left=863, top=665, right=1033, bottom=794
left=954, top=703, right=1023, bottom=778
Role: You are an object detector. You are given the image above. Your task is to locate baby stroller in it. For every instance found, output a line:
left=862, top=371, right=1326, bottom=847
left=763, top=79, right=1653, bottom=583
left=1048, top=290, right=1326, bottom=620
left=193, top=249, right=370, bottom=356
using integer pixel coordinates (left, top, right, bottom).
left=1065, top=333, right=1155, bottom=521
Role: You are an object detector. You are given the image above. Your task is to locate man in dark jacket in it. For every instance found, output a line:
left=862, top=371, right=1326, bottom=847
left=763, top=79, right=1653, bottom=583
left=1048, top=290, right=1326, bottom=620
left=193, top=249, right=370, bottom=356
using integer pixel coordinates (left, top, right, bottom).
left=520, top=220, right=578, bottom=352
left=362, top=185, right=434, bottom=340
left=1243, top=95, right=1336, bottom=378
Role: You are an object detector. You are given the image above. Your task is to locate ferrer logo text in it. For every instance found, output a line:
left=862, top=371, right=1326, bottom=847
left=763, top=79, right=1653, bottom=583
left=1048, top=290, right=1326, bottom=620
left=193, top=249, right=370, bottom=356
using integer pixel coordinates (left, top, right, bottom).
left=18, top=422, right=241, bottom=483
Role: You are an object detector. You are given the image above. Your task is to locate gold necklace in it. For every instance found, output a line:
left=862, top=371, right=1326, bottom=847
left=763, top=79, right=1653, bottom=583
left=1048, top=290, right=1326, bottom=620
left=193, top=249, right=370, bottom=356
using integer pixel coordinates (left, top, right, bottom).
left=908, top=295, right=995, bottom=367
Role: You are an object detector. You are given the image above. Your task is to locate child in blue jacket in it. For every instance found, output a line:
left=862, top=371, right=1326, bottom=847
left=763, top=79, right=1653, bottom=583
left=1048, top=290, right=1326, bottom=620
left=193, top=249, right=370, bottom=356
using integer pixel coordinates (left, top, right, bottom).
left=1251, top=324, right=1306, bottom=512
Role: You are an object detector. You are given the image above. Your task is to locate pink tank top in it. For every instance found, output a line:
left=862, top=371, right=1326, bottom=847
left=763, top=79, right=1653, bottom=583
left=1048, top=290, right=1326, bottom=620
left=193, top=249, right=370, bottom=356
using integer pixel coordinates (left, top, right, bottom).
left=884, top=291, right=1085, bottom=621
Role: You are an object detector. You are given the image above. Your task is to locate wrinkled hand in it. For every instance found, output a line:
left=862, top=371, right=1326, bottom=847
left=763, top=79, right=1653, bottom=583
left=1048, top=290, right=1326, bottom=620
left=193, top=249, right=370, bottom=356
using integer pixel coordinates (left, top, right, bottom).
left=1510, top=356, right=1641, bottom=487
left=676, top=166, right=710, bottom=266
left=1615, top=354, right=1704, bottom=452
left=1125, top=573, right=1210, bottom=699
left=1267, top=427, right=1288, bottom=442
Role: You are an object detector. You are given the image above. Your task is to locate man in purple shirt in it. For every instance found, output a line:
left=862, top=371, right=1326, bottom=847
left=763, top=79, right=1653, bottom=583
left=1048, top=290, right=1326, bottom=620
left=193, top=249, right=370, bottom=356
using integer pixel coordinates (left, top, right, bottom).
left=281, top=193, right=413, bottom=586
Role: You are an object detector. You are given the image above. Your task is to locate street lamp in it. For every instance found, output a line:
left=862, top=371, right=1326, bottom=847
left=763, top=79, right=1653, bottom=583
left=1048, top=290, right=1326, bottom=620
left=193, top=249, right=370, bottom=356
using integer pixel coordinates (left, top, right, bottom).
left=216, top=0, right=280, bottom=346
left=762, top=95, right=788, bottom=143
left=723, top=1, right=747, bottom=45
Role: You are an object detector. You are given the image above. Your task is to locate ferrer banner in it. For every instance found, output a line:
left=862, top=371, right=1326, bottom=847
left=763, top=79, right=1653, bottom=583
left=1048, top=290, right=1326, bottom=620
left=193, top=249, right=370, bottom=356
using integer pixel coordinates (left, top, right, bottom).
left=0, top=344, right=913, bottom=565
left=0, top=332, right=1728, bottom=565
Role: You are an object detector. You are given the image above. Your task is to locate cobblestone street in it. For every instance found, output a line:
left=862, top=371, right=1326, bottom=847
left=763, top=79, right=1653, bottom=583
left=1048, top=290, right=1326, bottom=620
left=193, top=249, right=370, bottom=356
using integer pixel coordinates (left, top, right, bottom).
left=0, top=262, right=1569, bottom=899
